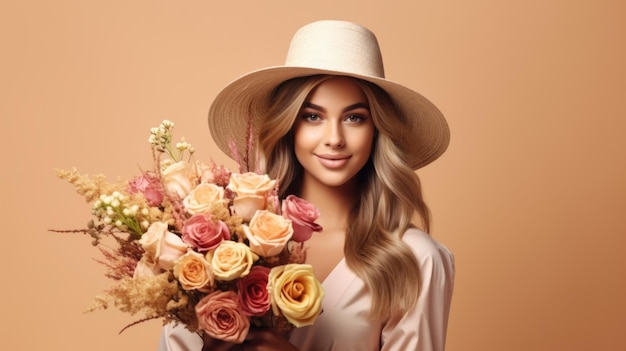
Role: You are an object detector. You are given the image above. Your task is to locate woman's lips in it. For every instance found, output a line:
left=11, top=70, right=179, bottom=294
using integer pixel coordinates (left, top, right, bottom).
left=316, top=154, right=350, bottom=169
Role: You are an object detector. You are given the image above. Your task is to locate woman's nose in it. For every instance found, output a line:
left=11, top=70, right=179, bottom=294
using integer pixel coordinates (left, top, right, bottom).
left=324, top=122, right=345, bottom=148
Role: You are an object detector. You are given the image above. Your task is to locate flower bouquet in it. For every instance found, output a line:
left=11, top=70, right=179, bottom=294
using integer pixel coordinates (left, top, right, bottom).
left=53, top=120, right=324, bottom=343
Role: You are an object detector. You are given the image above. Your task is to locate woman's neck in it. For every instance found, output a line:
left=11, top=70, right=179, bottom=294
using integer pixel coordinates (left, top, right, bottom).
left=299, top=177, right=358, bottom=232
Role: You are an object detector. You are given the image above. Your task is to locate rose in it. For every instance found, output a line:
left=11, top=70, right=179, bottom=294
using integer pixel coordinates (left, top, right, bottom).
left=281, top=195, right=323, bottom=242
left=128, top=173, right=163, bottom=206
left=182, top=213, right=230, bottom=252
left=139, top=221, right=188, bottom=270
left=133, top=256, right=161, bottom=278
left=267, top=264, right=324, bottom=328
left=237, top=265, right=271, bottom=317
left=207, top=240, right=258, bottom=281
left=227, top=172, right=276, bottom=221
left=173, top=250, right=214, bottom=292
left=161, top=160, right=196, bottom=199
left=183, top=183, right=228, bottom=215
left=243, top=210, right=293, bottom=257
left=196, top=290, right=250, bottom=344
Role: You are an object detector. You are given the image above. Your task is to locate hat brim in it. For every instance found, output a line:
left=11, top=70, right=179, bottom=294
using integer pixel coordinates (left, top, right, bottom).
left=208, top=66, right=450, bottom=170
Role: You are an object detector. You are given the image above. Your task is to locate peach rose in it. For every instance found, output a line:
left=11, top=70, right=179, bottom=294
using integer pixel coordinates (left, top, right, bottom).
left=227, top=172, right=276, bottom=221
left=183, top=183, right=228, bottom=215
left=243, top=210, right=293, bottom=257
left=173, top=250, right=214, bottom=292
left=196, top=290, right=249, bottom=344
left=207, top=240, right=258, bottom=281
left=139, top=221, right=188, bottom=271
left=281, top=195, right=323, bottom=242
left=268, top=264, right=324, bottom=328
left=161, top=160, right=196, bottom=199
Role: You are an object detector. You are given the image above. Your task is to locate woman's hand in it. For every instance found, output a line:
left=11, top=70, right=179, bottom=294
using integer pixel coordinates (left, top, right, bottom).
left=241, top=328, right=299, bottom=351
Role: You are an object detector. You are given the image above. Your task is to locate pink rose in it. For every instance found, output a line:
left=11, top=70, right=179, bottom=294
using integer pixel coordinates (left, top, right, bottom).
left=128, top=173, right=163, bottom=206
left=281, top=195, right=323, bottom=242
left=182, top=214, right=230, bottom=252
left=237, top=265, right=271, bottom=317
left=196, top=290, right=250, bottom=344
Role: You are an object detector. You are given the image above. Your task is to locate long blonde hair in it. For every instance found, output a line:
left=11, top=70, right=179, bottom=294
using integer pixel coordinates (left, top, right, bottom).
left=257, top=75, right=430, bottom=320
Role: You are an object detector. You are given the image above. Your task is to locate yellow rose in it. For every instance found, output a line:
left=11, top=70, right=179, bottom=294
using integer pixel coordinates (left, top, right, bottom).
left=173, top=250, right=214, bottom=292
left=207, top=240, right=258, bottom=281
left=243, top=210, right=293, bottom=257
left=183, top=183, right=228, bottom=215
left=161, top=160, right=196, bottom=199
left=267, top=264, right=325, bottom=327
left=227, top=172, right=276, bottom=221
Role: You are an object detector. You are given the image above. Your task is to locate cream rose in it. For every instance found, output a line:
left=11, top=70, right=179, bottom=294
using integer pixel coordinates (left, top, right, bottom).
left=161, top=160, right=196, bottom=199
left=207, top=240, right=258, bottom=281
left=227, top=172, right=276, bottom=221
left=139, top=221, right=188, bottom=271
left=268, top=264, right=325, bottom=328
left=183, top=183, right=228, bottom=214
left=133, top=255, right=161, bottom=278
left=173, top=250, right=214, bottom=292
left=243, top=210, right=293, bottom=257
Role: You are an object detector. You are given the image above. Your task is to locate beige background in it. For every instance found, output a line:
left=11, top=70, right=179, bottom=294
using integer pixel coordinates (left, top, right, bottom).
left=2, top=0, right=625, bottom=350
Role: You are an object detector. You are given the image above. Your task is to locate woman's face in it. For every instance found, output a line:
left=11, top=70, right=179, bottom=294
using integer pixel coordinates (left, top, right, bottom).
left=293, top=77, right=375, bottom=189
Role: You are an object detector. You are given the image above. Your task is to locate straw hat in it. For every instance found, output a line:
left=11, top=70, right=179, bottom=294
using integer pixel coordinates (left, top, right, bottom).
left=208, top=20, right=449, bottom=170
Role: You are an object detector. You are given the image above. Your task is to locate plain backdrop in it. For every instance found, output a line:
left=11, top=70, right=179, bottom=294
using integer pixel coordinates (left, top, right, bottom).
left=2, top=1, right=625, bottom=350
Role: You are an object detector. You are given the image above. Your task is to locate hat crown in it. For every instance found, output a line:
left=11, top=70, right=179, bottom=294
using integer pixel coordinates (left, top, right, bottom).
left=285, top=20, right=385, bottom=78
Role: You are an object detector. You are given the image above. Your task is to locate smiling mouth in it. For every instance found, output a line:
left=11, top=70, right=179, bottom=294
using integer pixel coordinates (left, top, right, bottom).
left=316, top=154, right=351, bottom=168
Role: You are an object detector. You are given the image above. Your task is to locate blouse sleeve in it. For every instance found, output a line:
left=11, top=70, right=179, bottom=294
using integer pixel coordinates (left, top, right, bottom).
left=158, top=322, right=203, bottom=351
left=380, top=229, right=455, bottom=351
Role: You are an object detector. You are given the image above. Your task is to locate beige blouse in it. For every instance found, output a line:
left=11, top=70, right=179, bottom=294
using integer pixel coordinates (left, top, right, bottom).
left=158, top=228, right=455, bottom=351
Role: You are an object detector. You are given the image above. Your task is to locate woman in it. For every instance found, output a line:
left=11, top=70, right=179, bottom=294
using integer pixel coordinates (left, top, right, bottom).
left=160, top=20, right=454, bottom=351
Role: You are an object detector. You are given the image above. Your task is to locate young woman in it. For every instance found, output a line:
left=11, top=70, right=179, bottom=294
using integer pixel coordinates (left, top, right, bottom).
left=159, top=20, right=454, bottom=351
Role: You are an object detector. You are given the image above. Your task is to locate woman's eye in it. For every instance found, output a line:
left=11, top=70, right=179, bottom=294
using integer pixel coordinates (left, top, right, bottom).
left=345, top=114, right=364, bottom=123
left=302, top=113, right=321, bottom=122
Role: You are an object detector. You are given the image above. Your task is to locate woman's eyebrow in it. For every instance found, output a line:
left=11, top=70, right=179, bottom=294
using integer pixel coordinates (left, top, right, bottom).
left=303, top=102, right=370, bottom=113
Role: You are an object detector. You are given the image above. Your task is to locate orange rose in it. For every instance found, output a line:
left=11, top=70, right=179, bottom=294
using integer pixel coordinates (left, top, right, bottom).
left=173, top=250, right=214, bottom=292
left=243, top=210, right=293, bottom=257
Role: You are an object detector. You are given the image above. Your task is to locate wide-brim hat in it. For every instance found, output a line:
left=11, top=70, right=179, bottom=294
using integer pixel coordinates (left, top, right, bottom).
left=208, top=20, right=449, bottom=171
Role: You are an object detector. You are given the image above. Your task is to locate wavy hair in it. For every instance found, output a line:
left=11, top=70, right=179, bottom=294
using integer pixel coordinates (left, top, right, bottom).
left=256, top=75, right=430, bottom=320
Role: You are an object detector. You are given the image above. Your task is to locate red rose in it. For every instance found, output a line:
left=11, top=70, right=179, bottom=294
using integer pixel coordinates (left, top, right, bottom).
left=182, top=213, right=230, bottom=252
left=196, top=290, right=250, bottom=344
left=237, top=265, right=271, bottom=317
left=281, top=195, right=322, bottom=242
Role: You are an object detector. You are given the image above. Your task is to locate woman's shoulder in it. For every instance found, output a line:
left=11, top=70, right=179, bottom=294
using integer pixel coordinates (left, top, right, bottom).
left=402, top=227, right=455, bottom=268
